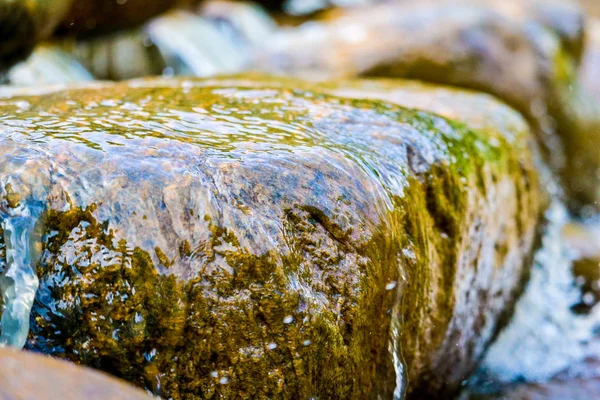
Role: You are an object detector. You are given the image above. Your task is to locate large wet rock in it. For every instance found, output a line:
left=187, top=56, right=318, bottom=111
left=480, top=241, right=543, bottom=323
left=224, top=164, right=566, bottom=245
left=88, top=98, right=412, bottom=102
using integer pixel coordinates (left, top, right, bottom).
left=0, top=76, right=540, bottom=399
left=0, top=348, right=151, bottom=399
left=254, top=0, right=600, bottom=212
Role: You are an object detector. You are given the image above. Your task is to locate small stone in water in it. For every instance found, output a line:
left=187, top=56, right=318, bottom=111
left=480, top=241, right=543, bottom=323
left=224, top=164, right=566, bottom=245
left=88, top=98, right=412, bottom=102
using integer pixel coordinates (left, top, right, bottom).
left=267, top=343, right=277, bottom=350
left=219, top=376, right=229, bottom=385
left=283, top=316, right=294, bottom=324
left=386, top=282, right=397, bottom=291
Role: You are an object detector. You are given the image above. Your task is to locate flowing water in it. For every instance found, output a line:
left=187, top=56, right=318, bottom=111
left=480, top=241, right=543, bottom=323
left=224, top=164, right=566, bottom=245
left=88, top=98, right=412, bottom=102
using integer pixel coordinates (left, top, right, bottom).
left=0, top=200, right=43, bottom=348
left=469, top=184, right=600, bottom=395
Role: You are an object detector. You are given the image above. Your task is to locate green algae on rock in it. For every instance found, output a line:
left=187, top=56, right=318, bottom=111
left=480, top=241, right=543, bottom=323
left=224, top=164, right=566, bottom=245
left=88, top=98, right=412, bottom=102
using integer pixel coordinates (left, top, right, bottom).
left=0, top=348, right=151, bottom=400
left=253, top=0, right=599, bottom=212
left=0, top=76, right=540, bottom=399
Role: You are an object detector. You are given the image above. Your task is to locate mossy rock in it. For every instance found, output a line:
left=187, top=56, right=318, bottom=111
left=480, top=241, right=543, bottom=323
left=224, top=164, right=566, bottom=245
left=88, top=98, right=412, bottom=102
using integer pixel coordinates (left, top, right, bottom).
left=255, top=0, right=599, bottom=212
left=0, top=76, right=541, bottom=398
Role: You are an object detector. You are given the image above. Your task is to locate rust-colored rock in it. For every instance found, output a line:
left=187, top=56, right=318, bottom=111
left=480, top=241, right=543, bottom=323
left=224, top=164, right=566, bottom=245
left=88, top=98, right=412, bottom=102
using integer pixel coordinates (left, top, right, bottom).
left=0, top=348, right=151, bottom=400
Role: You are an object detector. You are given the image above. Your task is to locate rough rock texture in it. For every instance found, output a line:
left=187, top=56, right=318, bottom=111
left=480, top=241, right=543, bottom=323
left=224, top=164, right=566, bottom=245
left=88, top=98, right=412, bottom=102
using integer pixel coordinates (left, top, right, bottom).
left=254, top=0, right=599, bottom=211
left=0, top=348, right=151, bottom=400
left=0, top=76, right=540, bottom=399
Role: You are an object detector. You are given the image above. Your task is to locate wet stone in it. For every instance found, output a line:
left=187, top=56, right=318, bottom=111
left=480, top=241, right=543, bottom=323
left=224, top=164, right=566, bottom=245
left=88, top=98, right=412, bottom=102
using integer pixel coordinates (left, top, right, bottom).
left=254, top=0, right=600, bottom=212
left=0, top=76, right=541, bottom=399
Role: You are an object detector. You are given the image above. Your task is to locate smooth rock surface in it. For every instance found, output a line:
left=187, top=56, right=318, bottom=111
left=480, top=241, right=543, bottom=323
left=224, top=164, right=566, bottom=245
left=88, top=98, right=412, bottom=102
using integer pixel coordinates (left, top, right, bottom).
left=0, top=76, right=541, bottom=399
left=0, top=348, right=151, bottom=400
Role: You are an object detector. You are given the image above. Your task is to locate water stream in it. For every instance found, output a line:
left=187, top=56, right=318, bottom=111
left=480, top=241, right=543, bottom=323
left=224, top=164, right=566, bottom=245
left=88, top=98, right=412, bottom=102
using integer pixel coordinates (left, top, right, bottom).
left=0, top=199, right=43, bottom=348
left=470, top=199, right=600, bottom=394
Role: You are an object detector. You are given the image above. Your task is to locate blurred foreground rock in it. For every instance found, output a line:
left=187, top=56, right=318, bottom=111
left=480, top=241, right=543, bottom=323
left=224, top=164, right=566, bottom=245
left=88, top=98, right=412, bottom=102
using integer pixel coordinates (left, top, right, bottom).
left=0, top=348, right=151, bottom=400
left=0, top=76, right=541, bottom=399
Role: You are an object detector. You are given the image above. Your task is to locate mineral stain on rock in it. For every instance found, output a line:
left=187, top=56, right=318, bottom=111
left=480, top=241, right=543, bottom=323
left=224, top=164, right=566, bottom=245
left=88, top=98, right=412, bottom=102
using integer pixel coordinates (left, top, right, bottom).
left=0, top=76, right=540, bottom=399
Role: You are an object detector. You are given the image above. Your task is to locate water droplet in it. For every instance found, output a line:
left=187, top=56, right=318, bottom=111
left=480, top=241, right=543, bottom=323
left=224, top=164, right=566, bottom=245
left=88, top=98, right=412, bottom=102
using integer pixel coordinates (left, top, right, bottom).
left=386, top=281, right=397, bottom=291
left=162, top=67, right=175, bottom=78
left=583, top=292, right=595, bottom=306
